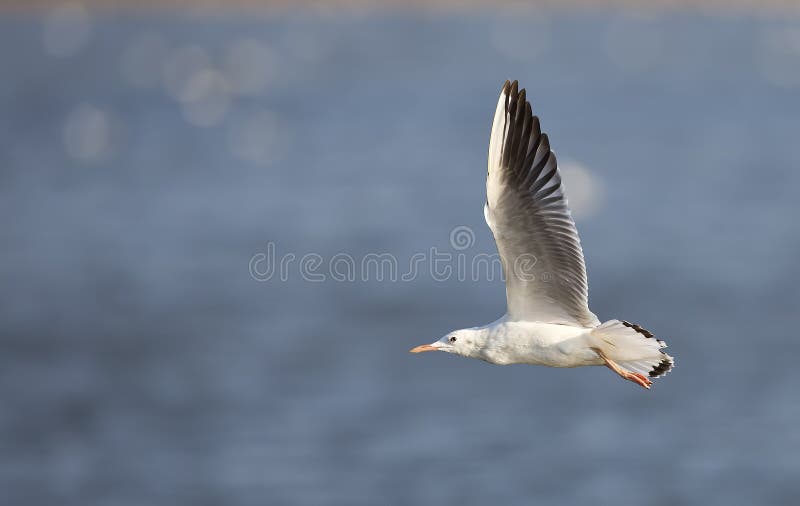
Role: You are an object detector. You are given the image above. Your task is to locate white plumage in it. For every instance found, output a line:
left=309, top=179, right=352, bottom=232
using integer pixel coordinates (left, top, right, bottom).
left=411, top=80, right=674, bottom=390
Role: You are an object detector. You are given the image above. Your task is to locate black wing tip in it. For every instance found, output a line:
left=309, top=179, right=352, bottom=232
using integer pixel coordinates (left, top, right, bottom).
left=502, top=82, right=528, bottom=119
left=498, top=79, right=551, bottom=185
left=531, top=114, right=541, bottom=136
left=500, top=80, right=517, bottom=99
left=539, top=132, right=549, bottom=150
left=502, top=80, right=531, bottom=117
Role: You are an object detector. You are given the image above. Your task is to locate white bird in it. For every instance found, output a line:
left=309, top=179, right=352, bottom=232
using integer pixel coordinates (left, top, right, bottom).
left=410, top=80, right=673, bottom=389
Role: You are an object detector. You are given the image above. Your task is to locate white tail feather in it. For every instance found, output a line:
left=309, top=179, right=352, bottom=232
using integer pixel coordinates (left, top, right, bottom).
left=591, top=319, right=674, bottom=379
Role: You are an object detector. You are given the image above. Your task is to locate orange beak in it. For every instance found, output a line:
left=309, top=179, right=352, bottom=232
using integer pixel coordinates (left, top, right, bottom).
left=409, top=344, right=439, bottom=353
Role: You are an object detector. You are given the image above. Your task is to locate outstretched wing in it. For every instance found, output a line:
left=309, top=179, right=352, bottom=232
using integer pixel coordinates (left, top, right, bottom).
left=485, top=80, right=599, bottom=327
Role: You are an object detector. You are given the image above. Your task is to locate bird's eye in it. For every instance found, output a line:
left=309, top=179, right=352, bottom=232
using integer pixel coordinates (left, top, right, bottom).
left=449, top=336, right=457, bottom=343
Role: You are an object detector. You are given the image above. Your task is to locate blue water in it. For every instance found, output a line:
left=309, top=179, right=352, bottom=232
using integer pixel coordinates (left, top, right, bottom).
left=2, top=10, right=800, bottom=505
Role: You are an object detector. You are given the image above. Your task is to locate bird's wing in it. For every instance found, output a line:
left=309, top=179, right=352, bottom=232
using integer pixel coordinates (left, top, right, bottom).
left=485, top=80, right=599, bottom=327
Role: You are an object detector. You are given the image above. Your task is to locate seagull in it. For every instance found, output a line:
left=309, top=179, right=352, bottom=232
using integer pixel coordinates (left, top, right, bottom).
left=410, top=80, right=673, bottom=389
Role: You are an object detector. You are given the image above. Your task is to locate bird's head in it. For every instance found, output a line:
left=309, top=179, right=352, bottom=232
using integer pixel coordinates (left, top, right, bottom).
left=409, top=328, right=485, bottom=358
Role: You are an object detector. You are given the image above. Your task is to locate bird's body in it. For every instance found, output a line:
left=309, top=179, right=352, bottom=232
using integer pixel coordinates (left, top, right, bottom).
left=446, top=319, right=599, bottom=367
left=411, top=80, right=675, bottom=389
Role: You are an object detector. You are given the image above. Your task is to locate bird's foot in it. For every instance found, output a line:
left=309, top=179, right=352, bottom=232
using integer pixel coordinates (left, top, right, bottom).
left=619, top=370, right=652, bottom=390
left=592, top=347, right=652, bottom=390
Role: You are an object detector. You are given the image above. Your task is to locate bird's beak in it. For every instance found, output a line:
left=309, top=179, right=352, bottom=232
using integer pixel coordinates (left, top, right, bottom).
left=409, top=343, right=439, bottom=353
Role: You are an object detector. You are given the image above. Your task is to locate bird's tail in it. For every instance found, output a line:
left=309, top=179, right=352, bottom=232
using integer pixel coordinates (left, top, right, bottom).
left=590, top=320, right=674, bottom=379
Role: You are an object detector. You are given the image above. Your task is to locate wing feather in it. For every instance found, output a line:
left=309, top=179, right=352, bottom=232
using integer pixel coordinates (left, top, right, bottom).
left=485, top=80, right=599, bottom=327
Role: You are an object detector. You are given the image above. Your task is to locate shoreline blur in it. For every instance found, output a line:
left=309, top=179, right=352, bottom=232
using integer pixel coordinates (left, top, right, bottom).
left=3, top=0, right=800, bottom=14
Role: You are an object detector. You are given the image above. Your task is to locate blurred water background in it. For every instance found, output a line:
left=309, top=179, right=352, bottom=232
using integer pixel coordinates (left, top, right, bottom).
left=2, top=3, right=800, bottom=505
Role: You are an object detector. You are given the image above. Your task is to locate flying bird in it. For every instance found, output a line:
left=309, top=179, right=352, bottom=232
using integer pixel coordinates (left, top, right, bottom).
left=410, top=80, right=673, bottom=389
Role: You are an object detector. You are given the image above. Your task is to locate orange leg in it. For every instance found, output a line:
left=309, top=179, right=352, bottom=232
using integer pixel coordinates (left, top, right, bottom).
left=592, top=348, right=652, bottom=390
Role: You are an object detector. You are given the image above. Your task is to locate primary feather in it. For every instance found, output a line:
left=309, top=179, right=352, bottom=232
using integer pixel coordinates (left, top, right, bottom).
left=485, top=80, right=599, bottom=327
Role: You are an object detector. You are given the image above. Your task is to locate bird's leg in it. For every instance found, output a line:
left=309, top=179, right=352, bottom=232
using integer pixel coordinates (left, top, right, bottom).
left=591, top=348, right=652, bottom=390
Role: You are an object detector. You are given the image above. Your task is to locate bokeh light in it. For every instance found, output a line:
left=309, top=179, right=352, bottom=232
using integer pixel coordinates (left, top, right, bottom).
left=162, top=44, right=232, bottom=127
left=162, top=45, right=213, bottom=103
left=180, top=69, right=231, bottom=127
left=559, top=159, right=604, bottom=220
left=63, top=103, right=115, bottom=163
